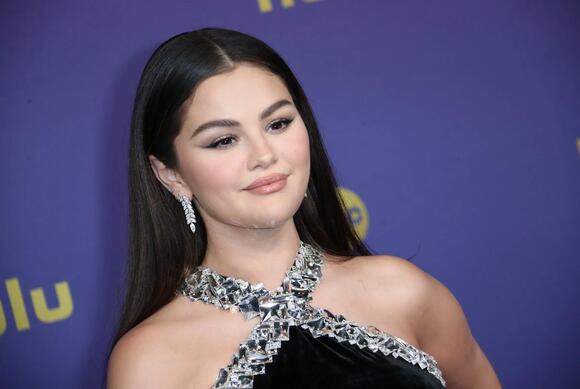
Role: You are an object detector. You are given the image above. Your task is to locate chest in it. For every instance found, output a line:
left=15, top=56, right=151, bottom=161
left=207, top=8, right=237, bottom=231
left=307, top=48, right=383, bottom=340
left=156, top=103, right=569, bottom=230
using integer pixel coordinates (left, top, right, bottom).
left=172, top=246, right=431, bottom=388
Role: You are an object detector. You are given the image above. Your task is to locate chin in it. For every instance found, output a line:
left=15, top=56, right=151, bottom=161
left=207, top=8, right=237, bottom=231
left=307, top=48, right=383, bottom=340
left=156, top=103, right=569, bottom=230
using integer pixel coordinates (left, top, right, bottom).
left=246, top=209, right=296, bottom=229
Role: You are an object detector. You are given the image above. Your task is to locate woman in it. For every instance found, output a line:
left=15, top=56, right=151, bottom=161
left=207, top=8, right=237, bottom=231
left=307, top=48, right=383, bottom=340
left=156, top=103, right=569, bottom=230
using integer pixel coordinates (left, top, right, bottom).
left=107, top=27, right=501, bottom=388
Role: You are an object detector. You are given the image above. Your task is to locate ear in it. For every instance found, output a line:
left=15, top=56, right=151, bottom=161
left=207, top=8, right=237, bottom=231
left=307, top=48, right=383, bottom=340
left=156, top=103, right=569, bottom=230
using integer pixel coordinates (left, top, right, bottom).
left=148, top=154, right=191, bottom=199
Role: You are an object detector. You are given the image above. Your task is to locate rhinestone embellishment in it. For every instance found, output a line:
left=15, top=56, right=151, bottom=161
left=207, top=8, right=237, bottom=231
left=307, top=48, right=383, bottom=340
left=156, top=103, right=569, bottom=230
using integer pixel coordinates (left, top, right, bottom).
left=178, top=241, right=446, bottom=388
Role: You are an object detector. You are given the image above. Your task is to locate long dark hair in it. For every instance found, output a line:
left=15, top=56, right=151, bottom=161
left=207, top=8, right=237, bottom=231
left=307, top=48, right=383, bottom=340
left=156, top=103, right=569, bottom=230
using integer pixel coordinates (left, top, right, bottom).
left=109, top=26, right=373, bottom=359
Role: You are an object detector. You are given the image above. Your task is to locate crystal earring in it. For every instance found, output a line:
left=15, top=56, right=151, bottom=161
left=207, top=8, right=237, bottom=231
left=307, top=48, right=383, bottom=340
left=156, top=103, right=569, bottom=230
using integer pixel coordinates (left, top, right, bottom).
left=178, top=194, right=197, bottom=234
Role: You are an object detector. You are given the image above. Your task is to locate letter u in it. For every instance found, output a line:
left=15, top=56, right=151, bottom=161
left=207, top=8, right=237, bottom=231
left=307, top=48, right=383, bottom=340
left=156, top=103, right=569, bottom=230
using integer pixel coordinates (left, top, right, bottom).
left=30, top=281, right=74, bottom=323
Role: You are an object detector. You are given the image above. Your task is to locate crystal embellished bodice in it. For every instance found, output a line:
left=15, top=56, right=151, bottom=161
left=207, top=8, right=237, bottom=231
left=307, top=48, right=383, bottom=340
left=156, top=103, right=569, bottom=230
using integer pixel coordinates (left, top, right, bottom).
left=177, top=241, right=446, bottom=388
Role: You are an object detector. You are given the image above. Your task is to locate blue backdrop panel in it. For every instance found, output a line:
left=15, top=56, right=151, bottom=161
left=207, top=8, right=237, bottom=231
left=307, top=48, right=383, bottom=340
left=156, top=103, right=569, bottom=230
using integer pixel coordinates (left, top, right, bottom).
left=1, top=1, right=579, bottom=388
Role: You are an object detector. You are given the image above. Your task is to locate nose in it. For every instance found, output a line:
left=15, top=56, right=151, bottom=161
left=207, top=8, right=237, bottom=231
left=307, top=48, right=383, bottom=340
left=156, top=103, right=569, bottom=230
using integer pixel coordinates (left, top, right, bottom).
left=247, top=132, right=278, bottom=170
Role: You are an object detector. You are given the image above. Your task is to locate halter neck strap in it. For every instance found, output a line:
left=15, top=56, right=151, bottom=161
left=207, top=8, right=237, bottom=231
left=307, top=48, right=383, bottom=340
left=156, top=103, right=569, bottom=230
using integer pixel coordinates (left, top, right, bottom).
left=178, top=241, right=325, bottom=320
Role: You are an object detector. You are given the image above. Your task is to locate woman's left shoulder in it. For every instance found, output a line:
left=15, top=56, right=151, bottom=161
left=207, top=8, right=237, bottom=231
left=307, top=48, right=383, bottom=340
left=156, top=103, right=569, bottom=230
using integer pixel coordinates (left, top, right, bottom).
left=347, top=253, right=431, bottom=284
left=322, top=253, right=441, bottom=343
left=331, top=254, right=501, bottom=388
left=326, top=253, right=436, bottom=307
left=336, top=253, right=467, bottom=349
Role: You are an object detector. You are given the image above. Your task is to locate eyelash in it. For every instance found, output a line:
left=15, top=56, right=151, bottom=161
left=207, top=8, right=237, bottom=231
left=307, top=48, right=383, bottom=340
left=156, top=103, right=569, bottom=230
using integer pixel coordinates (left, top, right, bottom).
left=207, top=117, right=295, bottom=149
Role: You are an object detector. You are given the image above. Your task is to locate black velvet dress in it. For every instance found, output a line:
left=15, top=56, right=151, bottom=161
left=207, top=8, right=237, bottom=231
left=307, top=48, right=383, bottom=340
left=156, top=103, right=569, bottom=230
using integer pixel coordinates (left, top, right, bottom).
left=177, top=242, right=446, bottom=388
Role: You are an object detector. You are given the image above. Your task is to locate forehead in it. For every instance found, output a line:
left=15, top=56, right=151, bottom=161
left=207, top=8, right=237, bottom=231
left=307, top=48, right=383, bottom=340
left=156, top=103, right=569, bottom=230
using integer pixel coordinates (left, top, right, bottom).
left=185, top=64, right=292, bottom=120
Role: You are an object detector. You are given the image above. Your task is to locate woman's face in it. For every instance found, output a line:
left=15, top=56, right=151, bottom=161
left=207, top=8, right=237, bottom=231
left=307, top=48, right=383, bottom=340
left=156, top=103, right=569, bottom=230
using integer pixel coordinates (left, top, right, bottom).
left=152, top=63, right=310, bottom=230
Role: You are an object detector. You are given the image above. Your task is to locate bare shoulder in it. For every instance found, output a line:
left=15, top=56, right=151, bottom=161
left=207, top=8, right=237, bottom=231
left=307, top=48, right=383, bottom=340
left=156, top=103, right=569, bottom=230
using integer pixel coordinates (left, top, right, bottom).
left=326, top=253, right=501, bottom=388
left=106, top=298, right=210, bottom=389
left=107, top=295, right=261, bottom=389
left=342, top=254, right=466, bottom=348
left=324, top=253, right=434, bottom=319
left=107, top=322, right=181, bottom=389
left=315, top=253, right=436, bottom=349
left=341, top=253, right=432, bottom=289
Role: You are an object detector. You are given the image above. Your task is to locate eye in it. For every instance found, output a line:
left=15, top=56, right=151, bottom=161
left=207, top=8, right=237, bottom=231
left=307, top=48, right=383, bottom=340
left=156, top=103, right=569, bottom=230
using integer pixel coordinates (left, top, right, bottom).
left=207, top=135, right=237, bottom=149
left=206, top=117, right=295, bottom=149
left=268, top=117, right=294, bottom=132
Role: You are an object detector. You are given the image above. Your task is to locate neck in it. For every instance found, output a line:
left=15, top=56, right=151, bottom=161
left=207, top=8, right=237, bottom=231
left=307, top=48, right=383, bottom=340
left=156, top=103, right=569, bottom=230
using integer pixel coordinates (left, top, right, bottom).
left=200, top=218, right=302, bottom=291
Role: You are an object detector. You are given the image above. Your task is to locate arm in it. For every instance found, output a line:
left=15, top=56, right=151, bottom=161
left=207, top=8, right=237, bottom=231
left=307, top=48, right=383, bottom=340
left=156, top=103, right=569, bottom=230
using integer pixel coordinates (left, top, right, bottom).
left=413, top=270, right=502, bottom=388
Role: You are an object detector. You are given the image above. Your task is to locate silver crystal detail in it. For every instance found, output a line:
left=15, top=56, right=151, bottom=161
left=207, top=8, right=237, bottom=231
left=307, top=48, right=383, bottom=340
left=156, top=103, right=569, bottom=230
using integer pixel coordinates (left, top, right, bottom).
left=178, top=241, right=446, bottom=388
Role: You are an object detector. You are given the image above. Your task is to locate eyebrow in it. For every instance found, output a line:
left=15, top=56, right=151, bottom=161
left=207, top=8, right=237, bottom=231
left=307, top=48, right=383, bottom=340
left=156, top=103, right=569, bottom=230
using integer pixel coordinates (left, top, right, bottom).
left=190, top=99, right=294, bottom=138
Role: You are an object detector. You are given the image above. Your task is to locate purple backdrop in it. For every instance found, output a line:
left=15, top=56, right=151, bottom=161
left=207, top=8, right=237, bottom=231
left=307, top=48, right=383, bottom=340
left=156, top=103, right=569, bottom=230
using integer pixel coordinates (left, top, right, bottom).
left=1, top=0, right=579, bottom=387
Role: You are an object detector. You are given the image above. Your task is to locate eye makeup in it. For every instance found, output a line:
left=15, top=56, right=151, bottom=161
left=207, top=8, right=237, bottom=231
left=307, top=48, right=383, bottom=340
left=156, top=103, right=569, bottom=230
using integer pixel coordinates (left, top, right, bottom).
left=205, top=116, right=295, bottom=149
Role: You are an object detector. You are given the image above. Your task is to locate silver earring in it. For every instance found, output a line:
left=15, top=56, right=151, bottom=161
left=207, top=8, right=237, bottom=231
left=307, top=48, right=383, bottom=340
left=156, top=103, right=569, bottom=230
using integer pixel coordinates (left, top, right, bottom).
left=305, top=191, right=308, bottom=198
left=178, top=194, right=197, bottom=234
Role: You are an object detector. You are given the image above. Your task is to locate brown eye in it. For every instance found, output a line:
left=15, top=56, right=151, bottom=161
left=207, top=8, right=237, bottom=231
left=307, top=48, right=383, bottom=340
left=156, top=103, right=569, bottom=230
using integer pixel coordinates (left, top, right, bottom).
left=269, top=117, right=294, bottom=132
left=208, top=136, right=236, bottom=149
left=206, top=117, right=294, bottom=149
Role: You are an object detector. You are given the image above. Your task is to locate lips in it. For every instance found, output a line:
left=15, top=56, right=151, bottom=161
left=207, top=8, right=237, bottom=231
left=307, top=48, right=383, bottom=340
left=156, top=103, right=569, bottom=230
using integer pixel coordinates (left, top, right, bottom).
left=244, top=173, right=289, bottom=190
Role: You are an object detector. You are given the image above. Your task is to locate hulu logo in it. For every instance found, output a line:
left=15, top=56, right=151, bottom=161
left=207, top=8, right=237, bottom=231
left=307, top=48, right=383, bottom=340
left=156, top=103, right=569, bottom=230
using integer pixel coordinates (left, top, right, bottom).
left=257, top=0, right=323, bottom=13
left=0, top=278, right=73, bottom=335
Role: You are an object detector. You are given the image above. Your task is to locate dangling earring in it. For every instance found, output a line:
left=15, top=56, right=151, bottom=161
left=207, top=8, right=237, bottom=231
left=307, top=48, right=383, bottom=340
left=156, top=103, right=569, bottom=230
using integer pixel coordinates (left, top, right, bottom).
left=305, top=191, right=308, bottom=198
left=178, top=194, right=197, bottom=234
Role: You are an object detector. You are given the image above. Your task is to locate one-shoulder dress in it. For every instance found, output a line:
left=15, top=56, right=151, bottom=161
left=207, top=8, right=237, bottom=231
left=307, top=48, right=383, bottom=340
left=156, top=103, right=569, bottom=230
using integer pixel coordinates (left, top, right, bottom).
left=177, top=241, right=446, bottom=388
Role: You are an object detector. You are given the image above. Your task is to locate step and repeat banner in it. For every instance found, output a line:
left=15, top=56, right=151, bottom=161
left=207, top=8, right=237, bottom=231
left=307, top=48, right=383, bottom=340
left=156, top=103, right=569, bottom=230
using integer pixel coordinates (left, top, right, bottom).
left=1, top=1, right=579, bottom=388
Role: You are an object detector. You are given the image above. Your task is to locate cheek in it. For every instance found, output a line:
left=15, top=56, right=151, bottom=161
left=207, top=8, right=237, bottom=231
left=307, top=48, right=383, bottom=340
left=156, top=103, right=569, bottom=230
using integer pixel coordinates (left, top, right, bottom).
left=181, top=153, right=243, bottom=197
left=282, top=124, right=310, bottom=166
